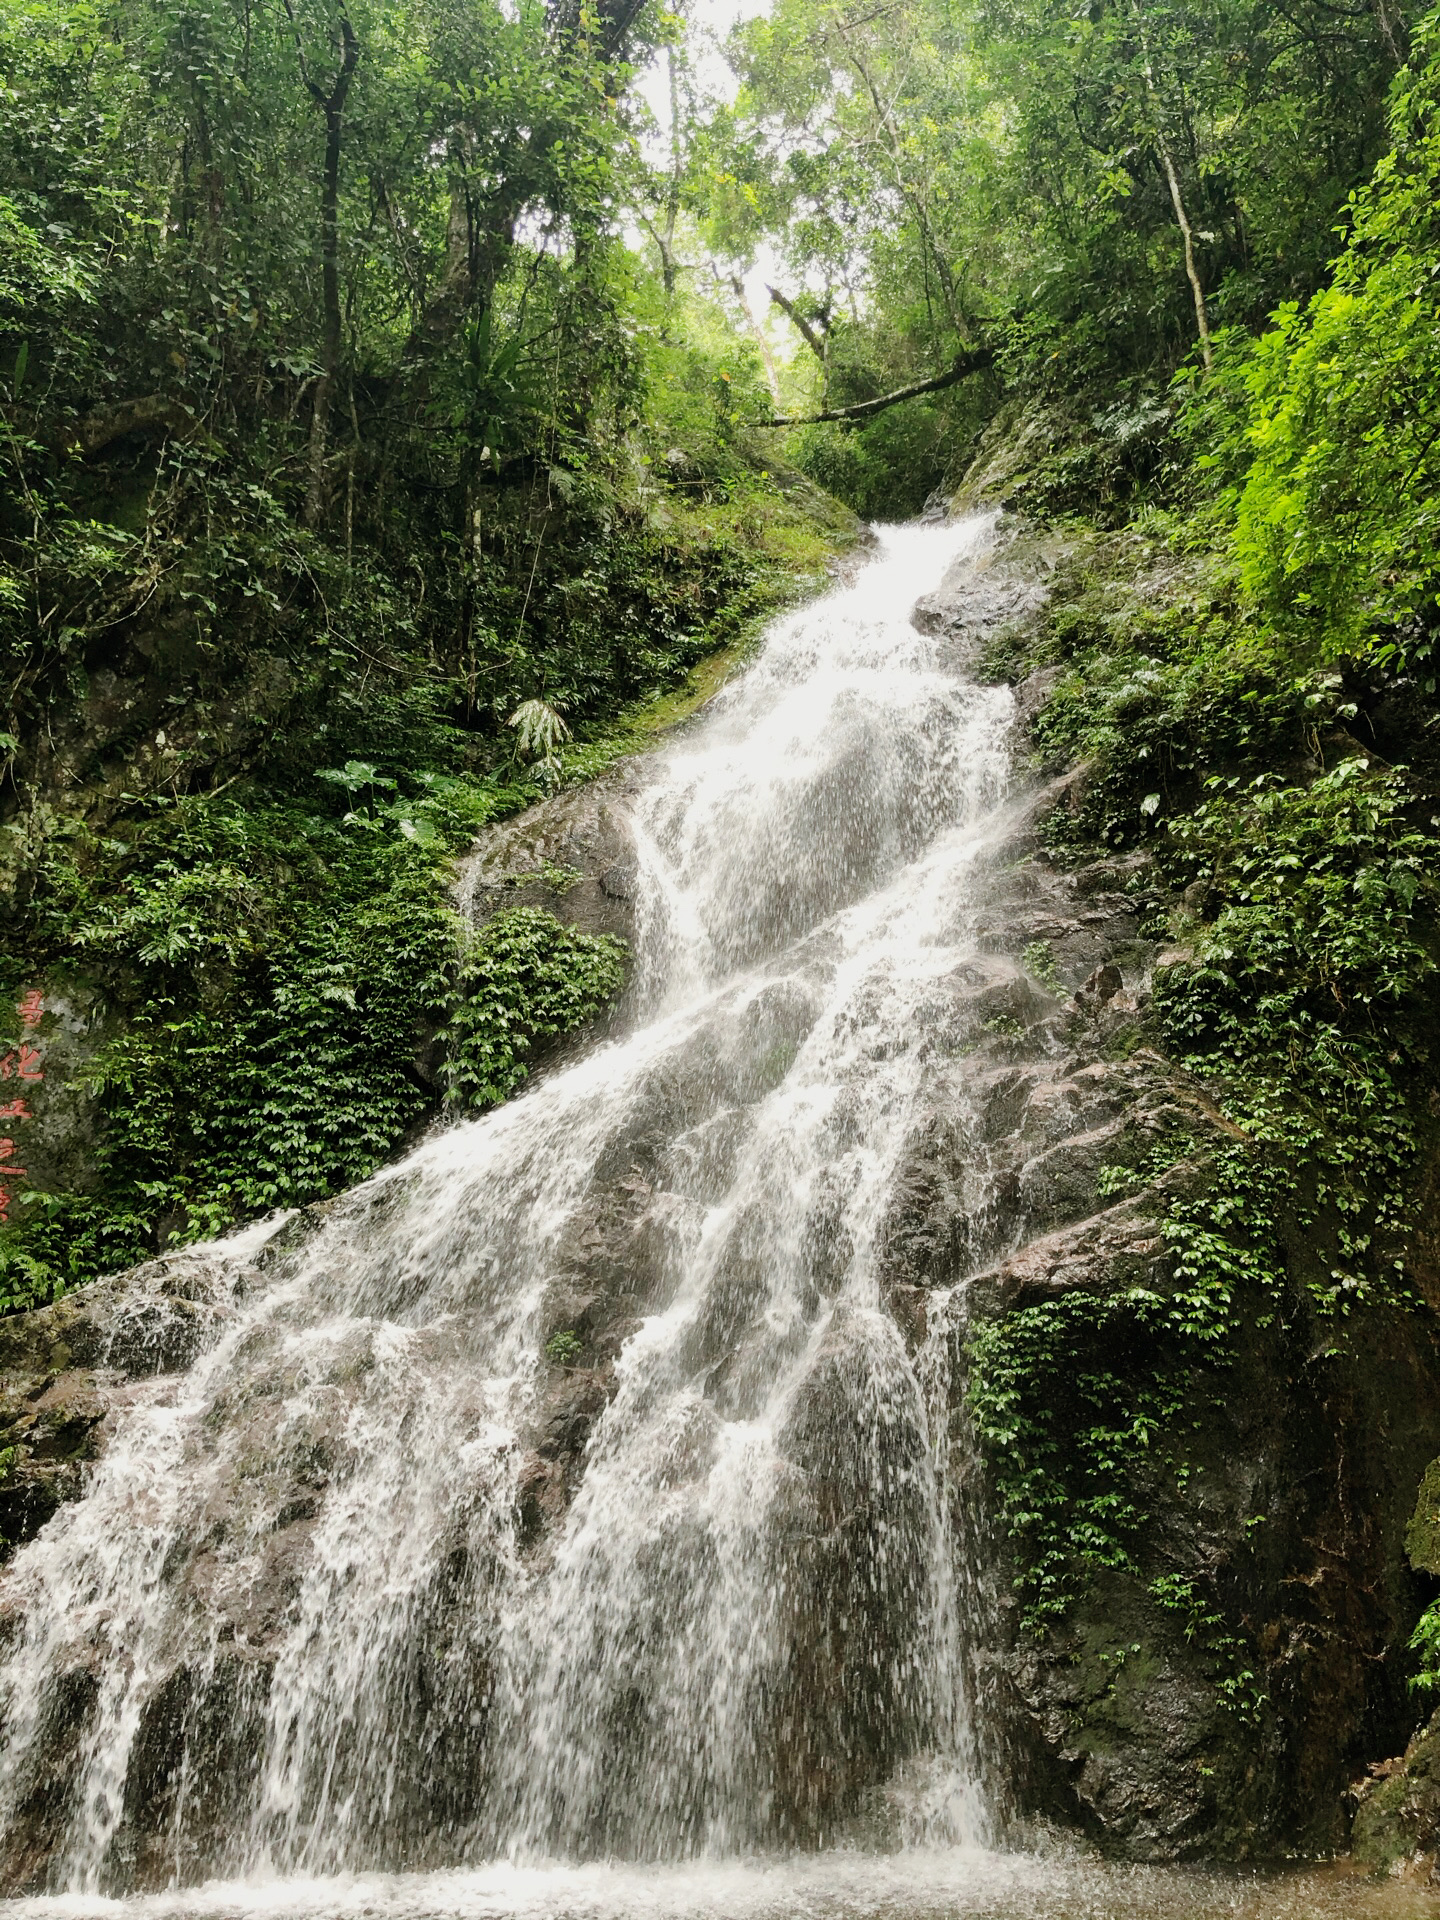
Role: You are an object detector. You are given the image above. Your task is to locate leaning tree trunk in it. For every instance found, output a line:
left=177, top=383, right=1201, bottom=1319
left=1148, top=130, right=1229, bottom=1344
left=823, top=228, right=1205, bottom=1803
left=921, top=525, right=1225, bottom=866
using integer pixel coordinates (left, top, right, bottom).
left=1154, top=123, right=1213, bottom=372
left=1132, top=6, right=1213, bottom=372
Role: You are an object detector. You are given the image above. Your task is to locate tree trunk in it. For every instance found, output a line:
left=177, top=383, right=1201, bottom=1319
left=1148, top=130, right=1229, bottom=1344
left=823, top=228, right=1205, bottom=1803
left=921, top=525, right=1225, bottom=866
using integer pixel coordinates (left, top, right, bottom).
left=1133, top=8, right=1212, bottom=373
left=834, top=26, right=971, bottom=344
left=284, top=5, right=359, bottom=529
left=729, top=277, right=781, bottom=404
left=755, top=347, right=995, bottom=426
left=1155, top=124, right=1213, bottom=372
left=767, top=285, right=828, bottom=364
left=659, top=49, right=681, bottom=298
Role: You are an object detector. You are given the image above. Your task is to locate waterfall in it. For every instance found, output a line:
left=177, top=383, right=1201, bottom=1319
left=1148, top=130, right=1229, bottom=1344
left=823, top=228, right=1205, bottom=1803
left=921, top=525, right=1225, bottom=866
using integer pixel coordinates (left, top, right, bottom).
left=0, top=516, right=1019, bottom=1898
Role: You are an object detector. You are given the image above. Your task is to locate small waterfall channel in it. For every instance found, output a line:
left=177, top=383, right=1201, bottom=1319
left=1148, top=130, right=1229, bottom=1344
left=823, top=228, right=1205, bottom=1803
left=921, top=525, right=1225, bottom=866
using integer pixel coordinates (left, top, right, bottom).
left=0, top=517, right=1028, bottom=1902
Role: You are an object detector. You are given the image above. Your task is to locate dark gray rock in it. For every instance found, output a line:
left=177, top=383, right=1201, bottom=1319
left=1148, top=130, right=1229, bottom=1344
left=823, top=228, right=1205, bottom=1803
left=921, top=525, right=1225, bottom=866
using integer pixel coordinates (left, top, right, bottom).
left=1351, top=1711, right=1440, bottom=1878
left=0, top=1226, right=300, bottom=1562
left=454, top=765, right=645, bottom=950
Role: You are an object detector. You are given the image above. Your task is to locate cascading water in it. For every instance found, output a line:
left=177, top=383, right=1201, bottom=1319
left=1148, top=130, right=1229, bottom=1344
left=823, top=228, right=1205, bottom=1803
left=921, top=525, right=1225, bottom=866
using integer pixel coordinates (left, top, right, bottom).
left=0, top=517, right=1022, bottom=1901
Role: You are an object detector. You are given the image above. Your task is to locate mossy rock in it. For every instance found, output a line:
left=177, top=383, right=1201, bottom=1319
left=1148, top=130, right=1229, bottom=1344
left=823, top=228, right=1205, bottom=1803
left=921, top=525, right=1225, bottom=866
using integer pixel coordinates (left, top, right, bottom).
left=1351, top=1712, right=1440, bottom=1872
left=1407, top=1458, right=1440, bottom=1576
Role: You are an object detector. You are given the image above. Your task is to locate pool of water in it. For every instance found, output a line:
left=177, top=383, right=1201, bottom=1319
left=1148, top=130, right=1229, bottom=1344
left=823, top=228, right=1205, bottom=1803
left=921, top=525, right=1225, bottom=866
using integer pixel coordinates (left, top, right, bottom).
left=2, top=1849, right=1436, bottom=1920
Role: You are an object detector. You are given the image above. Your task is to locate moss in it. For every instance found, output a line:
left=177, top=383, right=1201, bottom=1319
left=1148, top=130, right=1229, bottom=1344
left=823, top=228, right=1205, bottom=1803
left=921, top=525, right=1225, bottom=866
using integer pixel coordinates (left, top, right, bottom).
left=1407, top=1460, right=1440, bottom=1577
left=1351, top=1714, right=1440, bottom=1872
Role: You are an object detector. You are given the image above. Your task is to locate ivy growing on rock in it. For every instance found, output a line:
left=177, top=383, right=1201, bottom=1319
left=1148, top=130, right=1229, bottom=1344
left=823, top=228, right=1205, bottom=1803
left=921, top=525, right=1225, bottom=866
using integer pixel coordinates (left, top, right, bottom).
left=970, top=740, right=1438, bottom=1694
left=971, top=498, right=1439, bottom=1715
left=443, top=907, right=628, bottom=1111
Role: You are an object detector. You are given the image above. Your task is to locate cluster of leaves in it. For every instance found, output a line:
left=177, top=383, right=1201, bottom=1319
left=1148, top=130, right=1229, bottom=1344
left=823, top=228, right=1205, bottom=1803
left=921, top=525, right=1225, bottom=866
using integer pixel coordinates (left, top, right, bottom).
left=1411, top=1605, right=1440, bottom=1690
left=443, top=906, right=628, bottom=1110
left=1160, top=762, right=1438, bottom=1307
left=1148, top=1571, right=1265, bottom=1719
left=968, top=1283, right=1189, bottom=1629
left=968, top=1110, right=1280, bottom=1653
left=1004, top=542, right=1304, bottom=856
left=1233, top=13, right=1440, bottom=679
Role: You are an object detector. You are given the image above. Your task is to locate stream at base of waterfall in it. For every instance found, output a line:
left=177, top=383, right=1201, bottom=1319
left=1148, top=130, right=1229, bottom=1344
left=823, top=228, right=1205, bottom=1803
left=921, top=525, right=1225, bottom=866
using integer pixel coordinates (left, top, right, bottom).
left=0, top=522, right=1432, bottom=1920
left=0, top=1851, right=1437, bottom=1919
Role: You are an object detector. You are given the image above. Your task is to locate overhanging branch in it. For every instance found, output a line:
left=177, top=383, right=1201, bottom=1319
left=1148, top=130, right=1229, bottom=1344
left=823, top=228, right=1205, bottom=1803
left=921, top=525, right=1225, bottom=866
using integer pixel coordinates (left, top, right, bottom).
left=767, top=285, right=827, bottom=364
left=753, top=347, right=995, bottom=427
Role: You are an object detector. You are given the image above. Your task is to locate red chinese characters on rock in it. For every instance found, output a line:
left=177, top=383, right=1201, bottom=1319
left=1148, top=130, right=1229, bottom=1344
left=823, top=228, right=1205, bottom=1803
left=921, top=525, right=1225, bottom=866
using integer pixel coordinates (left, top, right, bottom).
left=0, top=1141, right=27, bottom=1223
left=0, top=992, right=43, bottom=1224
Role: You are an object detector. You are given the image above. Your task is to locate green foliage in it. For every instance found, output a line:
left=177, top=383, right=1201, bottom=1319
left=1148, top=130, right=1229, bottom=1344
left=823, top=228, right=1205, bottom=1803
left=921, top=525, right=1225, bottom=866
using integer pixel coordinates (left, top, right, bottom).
left=3, top=787, right=457, bottom=1291
left=790, top=400, right=969, bottom=521
left=968, top=1283, right=1181, bottom=1625
left=1021, top=543, right=1303, bottom=857
left=0, top=750, right=634, bottom=1299
left=1410, top=1602, right=1440, bottom=1691
left=1148, top=1573, right=1264, bottom=1718
left=710, top=0, right=1409, bottom=457
left=1235, top=11, right=1440, bottom=676
left=1162, top=764, right=1436, bottom=1083
left=507, top=700, right=571, bottom=761
left=982, top=1012, right=1023, bottom=1038
left=1021, top=939, right=1064, bottom=995
left=1407, top=1459, right=1440, bottom=1695
left=1160, top=761, right=1436, bottom=1312
left=544, top=1328, right=585, bottom=1366
left=443, top=907, right=627, bottom=1110
left=973, top=751, right=1437, bottom=1640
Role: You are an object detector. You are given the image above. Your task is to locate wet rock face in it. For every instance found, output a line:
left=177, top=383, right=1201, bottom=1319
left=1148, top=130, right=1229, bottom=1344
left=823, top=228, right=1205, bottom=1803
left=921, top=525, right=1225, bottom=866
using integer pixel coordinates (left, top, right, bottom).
left=4, top=522, right=1440, bottom=1883
left=886, top=516, right=1440, bottom=1866
left=859, top=822, right=1440, bottom=1865
left=910, top=527, right=1058, bottom=657
left=453, top=768, right=644, bottom=950
left=1331, top=1463, right=1440, bottom=1881
left=0, top=1241, right=269, bottom=1558
left=1351, top=1711, right=1440, bottom=1878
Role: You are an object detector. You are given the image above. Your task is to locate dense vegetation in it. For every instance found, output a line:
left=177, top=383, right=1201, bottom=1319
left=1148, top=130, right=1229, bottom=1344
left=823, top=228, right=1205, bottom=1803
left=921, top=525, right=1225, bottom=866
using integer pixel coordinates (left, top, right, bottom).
left=0, top=0, right=847, bottom=1297
left=3, top=0, right=1440, bottom=1746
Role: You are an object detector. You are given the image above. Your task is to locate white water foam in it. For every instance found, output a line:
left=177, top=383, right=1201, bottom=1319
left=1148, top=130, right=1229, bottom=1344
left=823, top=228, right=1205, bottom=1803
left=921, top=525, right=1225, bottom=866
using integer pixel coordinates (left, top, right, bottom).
left=0, top=1850, right=1425, bottom=1920
left=0, top=518, right=1030, bottom=1896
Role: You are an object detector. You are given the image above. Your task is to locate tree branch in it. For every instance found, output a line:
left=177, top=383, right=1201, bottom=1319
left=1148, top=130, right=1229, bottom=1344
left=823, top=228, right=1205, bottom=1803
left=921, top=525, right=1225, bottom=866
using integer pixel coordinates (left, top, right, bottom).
left=752, top=348, right=995, bottom=427
left=767, top=285, right=827, bottom=363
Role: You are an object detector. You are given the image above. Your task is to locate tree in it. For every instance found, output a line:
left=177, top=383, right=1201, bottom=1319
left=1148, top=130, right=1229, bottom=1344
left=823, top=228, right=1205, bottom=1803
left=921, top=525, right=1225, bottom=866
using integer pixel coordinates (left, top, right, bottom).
left=280, top=0, right=361, bottom=526
left=1236, top=11, right=1440, bottom=675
